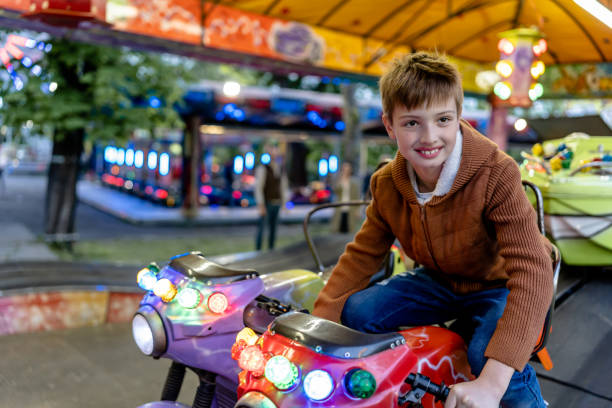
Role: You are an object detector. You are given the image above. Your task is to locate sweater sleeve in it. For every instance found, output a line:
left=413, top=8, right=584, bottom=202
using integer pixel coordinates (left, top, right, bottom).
left=312, top=174, right=396, bottom=322
left=483, top=159, right=553, bottom=371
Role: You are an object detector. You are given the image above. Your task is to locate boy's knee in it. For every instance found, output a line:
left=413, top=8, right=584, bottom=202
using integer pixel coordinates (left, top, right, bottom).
left=341, top=292, right=375, bottom=331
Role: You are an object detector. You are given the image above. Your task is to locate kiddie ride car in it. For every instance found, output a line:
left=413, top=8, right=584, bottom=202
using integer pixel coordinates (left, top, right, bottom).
left=232, top=183, right=561, bottom=408
left=132, top=202, right=403, bottom=408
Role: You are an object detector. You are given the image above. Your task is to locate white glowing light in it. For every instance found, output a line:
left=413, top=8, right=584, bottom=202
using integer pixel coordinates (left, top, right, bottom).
left=223, top=81, right=241, bottom=97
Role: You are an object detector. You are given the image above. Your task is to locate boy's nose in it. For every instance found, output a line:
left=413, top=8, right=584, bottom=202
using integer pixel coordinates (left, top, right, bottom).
left=419, top=125, right=437, bottom=144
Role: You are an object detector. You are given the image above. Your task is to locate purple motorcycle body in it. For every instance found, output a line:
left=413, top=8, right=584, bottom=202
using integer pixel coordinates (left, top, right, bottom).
left=134, top=252, right=324, bottom=408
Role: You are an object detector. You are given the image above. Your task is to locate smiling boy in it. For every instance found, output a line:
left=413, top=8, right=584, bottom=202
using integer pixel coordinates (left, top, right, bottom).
left=312, top=52, right=553, bottom=407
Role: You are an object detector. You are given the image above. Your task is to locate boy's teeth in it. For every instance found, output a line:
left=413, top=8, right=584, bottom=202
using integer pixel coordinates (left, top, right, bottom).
left=420, top=148, right=440, bottom=156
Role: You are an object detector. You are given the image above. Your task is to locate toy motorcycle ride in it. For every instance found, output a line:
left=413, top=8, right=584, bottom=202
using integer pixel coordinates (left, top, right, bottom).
left=232, top=311, right=467, bottom=408
left=133, top=201, right=404, bottom=408
left=232, top=182, right=561, bottom=408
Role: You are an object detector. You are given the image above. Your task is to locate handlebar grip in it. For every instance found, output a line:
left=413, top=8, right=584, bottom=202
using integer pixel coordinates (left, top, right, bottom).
left=407, top=373, right=451, bottom=402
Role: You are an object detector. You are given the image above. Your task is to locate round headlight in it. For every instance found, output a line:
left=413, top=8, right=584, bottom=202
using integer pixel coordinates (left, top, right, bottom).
left=132, top=306, right=167, bottom=357
left=132, top=314, right=154, bottom=355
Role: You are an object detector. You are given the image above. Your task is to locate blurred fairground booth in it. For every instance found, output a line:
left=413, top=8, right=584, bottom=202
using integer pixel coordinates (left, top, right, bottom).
left=0, top=0, right=610, bottom=219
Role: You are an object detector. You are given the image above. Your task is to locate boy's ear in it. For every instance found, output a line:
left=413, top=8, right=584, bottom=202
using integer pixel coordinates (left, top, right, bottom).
left=382, top=114, right=396, bottom=141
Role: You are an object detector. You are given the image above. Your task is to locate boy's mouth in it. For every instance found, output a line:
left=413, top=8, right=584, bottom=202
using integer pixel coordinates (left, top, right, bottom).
left=415, top=147, right=442, bottom=159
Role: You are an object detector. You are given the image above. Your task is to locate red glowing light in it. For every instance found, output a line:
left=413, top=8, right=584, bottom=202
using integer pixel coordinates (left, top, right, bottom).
left=145, top=186, right=154, bottom=195
left=208, top=292, right=229, bottom=314
left=238, top=345, right=266, bottom=376
left=232, top=190, right=242, bottom=199
left=156, top=189, right=168, bottom=199
left=532, top=38, right=548, bottom=56
left=201, top=185, right=213, bottom=195
left=497, top=38, right=515, bottom=55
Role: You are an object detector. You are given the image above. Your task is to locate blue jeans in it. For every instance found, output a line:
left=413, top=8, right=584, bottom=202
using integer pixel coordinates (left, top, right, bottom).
left=341, top=268, right=546, bottom=408
left=255, top=203, right=280, bottom=250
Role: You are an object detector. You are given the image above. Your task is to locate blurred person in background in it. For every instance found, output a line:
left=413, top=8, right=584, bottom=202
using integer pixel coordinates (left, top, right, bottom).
left=331, top=162, right=361, bottom=233
left=0, top=143, right=10, bottom=196
left=254, top=142, right=288, bottom=250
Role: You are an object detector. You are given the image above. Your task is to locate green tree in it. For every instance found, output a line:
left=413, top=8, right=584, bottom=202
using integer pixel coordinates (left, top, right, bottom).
left=1, top=38, right=190, bottom=245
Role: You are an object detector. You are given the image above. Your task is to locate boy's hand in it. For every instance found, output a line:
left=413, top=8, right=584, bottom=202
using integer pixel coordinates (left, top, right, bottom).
left=444, top=358, right=514, bottom=408
left=444, top=378, right=502, bottom=408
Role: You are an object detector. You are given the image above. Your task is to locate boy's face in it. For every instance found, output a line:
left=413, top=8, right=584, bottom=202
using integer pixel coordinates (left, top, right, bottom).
left=383, top=98, right=459, bottom=176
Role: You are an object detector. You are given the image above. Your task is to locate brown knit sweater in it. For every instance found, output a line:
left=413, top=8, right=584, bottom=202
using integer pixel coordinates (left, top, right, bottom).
left=313, top=120, right=553, bottom=371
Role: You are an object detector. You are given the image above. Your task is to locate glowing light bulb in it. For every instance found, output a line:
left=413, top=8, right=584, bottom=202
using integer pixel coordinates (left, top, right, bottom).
left=207, top=292, right=228, bottom=314
left=495, top=60, right=513, bottom=78
left=236, top=327, right=259, bottom=346
left=304, top=369, right=334, bottom=401
left=176, top=287, right=202, bottom=308
left=238, top=345, right=266, bottom=376
left=494, top=82, right=512, bottom=100
left=137, top=268, right=157, bottom=291
left=514, top=118, right=527, bottom=132
left=265, top=356, right=299, bottom=390
left=153, top=279, right=177, bottom=302
left=497, top=38, right=515, bottom=55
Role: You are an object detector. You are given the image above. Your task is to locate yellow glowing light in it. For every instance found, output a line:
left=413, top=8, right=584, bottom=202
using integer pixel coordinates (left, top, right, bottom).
left=530, top=61, right=545, bottom=79
left=495, top=60, right=513, bottom=78
left=236, top=327, right=259, bottom=346
left=153, top=278, right=177, bottom=302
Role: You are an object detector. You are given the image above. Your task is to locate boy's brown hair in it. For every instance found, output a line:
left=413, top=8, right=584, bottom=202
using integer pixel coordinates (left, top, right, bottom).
left=379, top=52, right=463, bottom=122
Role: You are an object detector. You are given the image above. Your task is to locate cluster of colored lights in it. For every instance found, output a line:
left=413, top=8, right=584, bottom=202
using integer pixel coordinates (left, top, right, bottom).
left=136, top=264, right=229, bottom=312
left=493, top=36, right=547, bottom=103
left=1, top=34, right=52, bottom=91
left=231, top=328, right=376, bottom=401
left=104, top=146, right=170, bottom=175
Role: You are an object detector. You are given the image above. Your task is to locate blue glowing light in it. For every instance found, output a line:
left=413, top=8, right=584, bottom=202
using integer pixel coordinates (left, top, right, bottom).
left=245, top=152, right=255, bottom=170
left=37, top=42, right=45, bottom=51
left=44, top=43, right=52, bottom=52
left=31, top=65, right=42, bottom=76
left=234, top=155, right=244, bottom=174
left=261, top=153, right=271, bottom=165
left=215, top=112, right=225, bottom=121
left=318, top=158, right=328, bottom=177
left=104, top=146, right=117, bottom=163
left=147, top=151, right=158, bottom=170
left=332, top=77, right=341, bottom=86
left=116, top=148, right=125, bottom=166
left=317, top=119, right=327, bottom=128
left=14, top=77, right=23, bottom=91
left=232, top=108, right=245, bottom=121
left=334, top=121, right=345, bottom=131
left=321, top=76, right=330, bottom=84
left=125, top=149, right=135, bottom=166
left=159, top=153, right=170, bottom=176
left=148, top=96, right=161, bottom=108
left=223, top=103, right=236, bottom=115
left=307, top=111, right=320, bottom=122
left=135, top=150, right=144, bottom=168
left=328, top=155, right=339, bottom=173
left=21, top=57, right=32, bottom=68
left=285, top=201, right=295, bottom=210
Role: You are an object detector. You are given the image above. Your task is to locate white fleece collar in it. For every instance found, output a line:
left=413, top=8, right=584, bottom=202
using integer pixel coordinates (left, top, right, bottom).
left=408, top=128, right=463, bottom=205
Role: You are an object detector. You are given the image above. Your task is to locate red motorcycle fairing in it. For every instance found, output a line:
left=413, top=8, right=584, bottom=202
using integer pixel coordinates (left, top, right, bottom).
left=236, top=322, right=473, bottom=407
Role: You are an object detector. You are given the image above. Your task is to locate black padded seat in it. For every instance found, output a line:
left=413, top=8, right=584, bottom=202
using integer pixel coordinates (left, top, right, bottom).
left=169, top=252, right=257, bottom=279
left=270, top=312, right=406, bottom=359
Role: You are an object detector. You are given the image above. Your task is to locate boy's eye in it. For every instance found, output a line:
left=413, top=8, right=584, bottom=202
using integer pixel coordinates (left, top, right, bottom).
left=439, top=116, right=451, bottom=123
left=405, top=120, right=418, bottom=127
